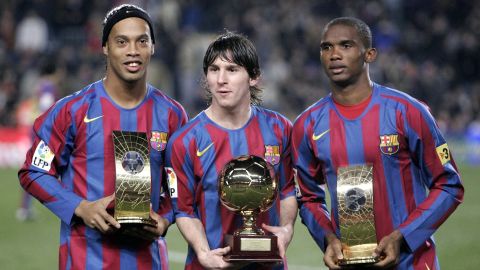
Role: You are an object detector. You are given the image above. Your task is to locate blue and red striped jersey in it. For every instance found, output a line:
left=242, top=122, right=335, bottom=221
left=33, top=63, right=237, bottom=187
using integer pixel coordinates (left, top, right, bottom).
left=18, top=80, right=187, bottom=270
left=165, top=106, right=295, bottom=270
left=292, top=83, right=464, bottom=270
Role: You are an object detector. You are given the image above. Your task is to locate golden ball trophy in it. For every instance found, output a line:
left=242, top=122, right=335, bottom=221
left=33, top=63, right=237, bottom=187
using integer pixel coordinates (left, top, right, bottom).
left=218, top=155, right=282, bottom=262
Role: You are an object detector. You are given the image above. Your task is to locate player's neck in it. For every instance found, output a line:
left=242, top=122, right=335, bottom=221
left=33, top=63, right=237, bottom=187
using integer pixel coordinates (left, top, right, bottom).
left=205, top=103, right=252, bottom=130
left=103, top=76, right=148, bottom=109
left=331, top=77, right=373, bottom=106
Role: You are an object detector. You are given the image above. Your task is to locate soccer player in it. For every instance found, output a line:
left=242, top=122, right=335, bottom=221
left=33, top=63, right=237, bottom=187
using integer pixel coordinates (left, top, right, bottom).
left=165, top=31, right=297, bottom=269
left=292, top=17, right=464, bottom=269
left=18, top=4, right=187, bottom=269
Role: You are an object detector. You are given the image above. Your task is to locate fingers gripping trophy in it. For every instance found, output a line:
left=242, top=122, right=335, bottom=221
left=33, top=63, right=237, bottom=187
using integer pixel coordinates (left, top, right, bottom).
left=218, top=155, right=282, bottom=262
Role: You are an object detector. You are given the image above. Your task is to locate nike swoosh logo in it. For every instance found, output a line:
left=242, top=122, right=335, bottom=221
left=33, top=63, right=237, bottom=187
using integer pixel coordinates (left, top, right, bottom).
left=83, top=115, right=103, bottom=123
left=312, top=129, right=330, bottom=141
left=196, top=143, right=214, bottom=157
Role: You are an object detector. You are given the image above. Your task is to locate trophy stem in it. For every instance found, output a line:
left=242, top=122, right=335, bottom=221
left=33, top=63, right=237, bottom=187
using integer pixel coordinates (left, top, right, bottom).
left=237, top=210, right=263, bottom=235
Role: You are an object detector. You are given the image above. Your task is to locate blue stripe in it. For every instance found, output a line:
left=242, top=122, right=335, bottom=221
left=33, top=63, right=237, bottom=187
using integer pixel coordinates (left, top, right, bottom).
left=85, top=229, right=103, bottom=270
left=86, top=97, right=105, bottom=201
left=379, top=100, right=407, bottom=227
left=255, top=108, right=283, bottom=225
left=197, top=121, right=224, bottom=249
left=345, top=121, right=365, bottom=164
left=120, top=247, right=138, bottom=270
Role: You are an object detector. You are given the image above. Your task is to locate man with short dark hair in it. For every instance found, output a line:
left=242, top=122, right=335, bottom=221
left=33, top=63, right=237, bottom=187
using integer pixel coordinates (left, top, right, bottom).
left=292, top=17, right=464, bottom=269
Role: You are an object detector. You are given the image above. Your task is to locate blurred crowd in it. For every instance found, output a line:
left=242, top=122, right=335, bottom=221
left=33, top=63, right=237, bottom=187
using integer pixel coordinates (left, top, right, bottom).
left=1, top=0, right=479, bottom=137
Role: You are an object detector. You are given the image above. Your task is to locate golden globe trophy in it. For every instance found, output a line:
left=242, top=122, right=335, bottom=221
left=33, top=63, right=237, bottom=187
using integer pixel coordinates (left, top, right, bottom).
left=112, top=131, right=156, bottom=240
left=218, top=155, right=282, bottom=262
left=337, top=164, right=379, bottom=266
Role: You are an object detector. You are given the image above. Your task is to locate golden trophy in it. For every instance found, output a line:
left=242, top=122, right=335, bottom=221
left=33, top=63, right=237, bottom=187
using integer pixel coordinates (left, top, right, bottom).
left=337, top=164, right=379, bottom=266
left=112, top=131, right=156, bottom=240
left=218, top=155, right=282, bottom=262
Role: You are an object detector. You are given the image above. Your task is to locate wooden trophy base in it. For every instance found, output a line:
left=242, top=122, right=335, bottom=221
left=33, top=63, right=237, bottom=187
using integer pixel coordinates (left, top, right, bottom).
left=116, top=218, right=157, bottom=241
left=223, top=233, right=282, bottom=262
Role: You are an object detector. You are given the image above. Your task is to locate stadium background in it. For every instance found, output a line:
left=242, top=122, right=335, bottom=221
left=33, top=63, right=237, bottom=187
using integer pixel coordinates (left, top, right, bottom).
left=0, top=0, right=478, bottom=269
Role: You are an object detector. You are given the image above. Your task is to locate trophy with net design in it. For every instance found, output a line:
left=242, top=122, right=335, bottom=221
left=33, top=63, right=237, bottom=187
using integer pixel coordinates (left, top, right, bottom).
left=112, top=131, right=156, bottom=240
left=337, top=164, right=379, bottom=266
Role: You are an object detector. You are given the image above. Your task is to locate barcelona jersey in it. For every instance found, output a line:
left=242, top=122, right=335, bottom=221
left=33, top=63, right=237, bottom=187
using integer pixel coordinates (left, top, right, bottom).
left=292, top=83, right=464, bottom=270
left=165, top=106, right=295, bottom=270
left=19, top=80, right=187, bottom=270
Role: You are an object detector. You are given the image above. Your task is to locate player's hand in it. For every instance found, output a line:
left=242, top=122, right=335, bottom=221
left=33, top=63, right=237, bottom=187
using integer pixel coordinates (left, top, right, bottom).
left=74, top=194, right=120, bottom=233
left=262, top=223, right=294, bottom=258
left=196, top=246, right=235, bottom=269
left=141, top=208, right=170, bottom=241
left=323, top=233, right=343, bottom=269
left=373, top=229, right=404, bottom=269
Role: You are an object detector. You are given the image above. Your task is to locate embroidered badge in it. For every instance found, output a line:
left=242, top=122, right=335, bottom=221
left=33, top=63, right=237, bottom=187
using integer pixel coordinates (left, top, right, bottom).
left=151, top=131, right=167, bottom=151
left=379, top=134, right=399, bottom=155
left=265, top=145, right=280, bottom=165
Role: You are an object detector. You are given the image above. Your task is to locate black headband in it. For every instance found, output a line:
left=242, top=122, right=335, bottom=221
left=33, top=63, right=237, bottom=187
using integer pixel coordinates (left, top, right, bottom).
left=102, top=4, right=155, bottom=46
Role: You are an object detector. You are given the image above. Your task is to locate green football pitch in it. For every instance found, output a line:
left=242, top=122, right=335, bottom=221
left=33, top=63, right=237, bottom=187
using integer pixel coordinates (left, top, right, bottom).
left=1, top=165, right=478, bottom=269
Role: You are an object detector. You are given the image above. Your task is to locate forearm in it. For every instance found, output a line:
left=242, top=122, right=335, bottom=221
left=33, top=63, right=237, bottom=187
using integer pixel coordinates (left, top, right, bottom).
left=299, top=201, right=334, bottom=251
left=280, top=196, right=297, bottom=229
left=398, top=187, right=461, bottom=252
left=176, top=217, right=211, bottom=256
left=19, top=169, right=83, bottom=224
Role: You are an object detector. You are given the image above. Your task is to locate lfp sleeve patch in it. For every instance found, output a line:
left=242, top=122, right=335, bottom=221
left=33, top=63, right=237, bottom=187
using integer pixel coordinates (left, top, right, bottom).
left=165, top=167, right=178, bottom=198
left=32, top=140, right=55, bottom=171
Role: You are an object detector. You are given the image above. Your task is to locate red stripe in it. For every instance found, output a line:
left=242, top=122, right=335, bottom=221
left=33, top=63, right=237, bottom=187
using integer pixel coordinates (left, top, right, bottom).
left=171, top=125, right=195, bottom=216
left=361, top=104, right=394, bottom=240
left=158, top=240, right=169, bottom=270
left=396, top=110, right=417, bottom=214
left=99, top=98, right=121, bottom=270
left=72, top=105, right=88, bottom=198
left=305, top=202, right=334, bottom=233
left=137, top=98, right=152, bottom=132
left=413, top=240, right=436, bottom=270
left=244, top=116, right=264, bottom=156
left=70, top=226, right=87, bottom=269
left=27, top=180, right=56, bottom=203
left=329, top=109, right=348, bottom=169
left=101, top=98, right=120, bottom=197
left=59, top=242, right=68, bottom=270
left=245, top=117, right=272, bottom=227
left=136, top=245, right=152, bottom=270
left=326, top=108, right=354, bottom=233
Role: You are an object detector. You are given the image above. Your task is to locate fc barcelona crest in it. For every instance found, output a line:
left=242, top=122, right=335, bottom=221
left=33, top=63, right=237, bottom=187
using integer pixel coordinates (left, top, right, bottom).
left=265, top=145, right=280, bottom=165
left=379, top=134, right=399, bottom=155
left=150, top=131, right=167, bottom=151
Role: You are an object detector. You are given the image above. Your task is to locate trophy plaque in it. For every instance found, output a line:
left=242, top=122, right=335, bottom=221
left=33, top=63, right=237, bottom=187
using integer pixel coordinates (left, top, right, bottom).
left=218, top=155, right=282, bottom=262
left=112, top=131, right=156, bottom=239
left=337, top=164, right=379, bottom=266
